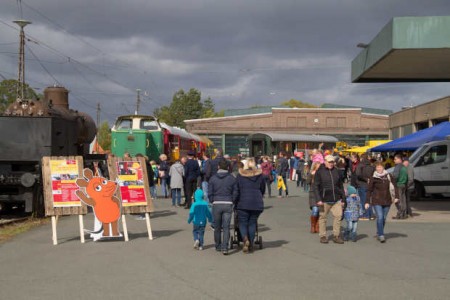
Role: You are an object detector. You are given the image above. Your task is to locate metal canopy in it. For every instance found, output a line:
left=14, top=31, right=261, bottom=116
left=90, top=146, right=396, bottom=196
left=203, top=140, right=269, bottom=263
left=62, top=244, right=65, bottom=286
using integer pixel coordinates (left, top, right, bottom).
left=249, top=132, right=338, bottom=143
left=352, top=16, right=450, bottom=83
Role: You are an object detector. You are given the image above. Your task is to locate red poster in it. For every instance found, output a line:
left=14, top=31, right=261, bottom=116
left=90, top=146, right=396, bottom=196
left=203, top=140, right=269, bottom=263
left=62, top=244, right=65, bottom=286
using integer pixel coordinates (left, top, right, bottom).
left=50, top=159, right=81, bottom=207
left=117, top=161, right=147, bottom=207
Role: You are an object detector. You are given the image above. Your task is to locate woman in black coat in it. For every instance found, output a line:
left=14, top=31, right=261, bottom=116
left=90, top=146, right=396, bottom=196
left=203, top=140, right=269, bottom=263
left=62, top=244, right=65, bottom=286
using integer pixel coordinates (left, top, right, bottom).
left=236, top=158, right=265, bottom=253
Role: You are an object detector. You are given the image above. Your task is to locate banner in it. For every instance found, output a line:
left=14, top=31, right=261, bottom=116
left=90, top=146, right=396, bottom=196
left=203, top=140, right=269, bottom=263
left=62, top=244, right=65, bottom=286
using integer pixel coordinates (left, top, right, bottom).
left=50, top=159, right=81, bottom=207
left=117, top=161, right=147, bottom=207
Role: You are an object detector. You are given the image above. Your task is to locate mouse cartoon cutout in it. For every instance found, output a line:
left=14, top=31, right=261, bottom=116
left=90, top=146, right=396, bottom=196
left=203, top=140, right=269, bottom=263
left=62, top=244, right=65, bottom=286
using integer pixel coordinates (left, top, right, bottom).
left=75, top=168, right=122, bottom=240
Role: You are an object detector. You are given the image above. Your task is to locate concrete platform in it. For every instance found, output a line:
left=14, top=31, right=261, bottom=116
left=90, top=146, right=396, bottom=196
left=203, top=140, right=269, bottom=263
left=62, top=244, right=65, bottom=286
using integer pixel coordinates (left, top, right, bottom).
left=0, top=181, right=449, bottom=300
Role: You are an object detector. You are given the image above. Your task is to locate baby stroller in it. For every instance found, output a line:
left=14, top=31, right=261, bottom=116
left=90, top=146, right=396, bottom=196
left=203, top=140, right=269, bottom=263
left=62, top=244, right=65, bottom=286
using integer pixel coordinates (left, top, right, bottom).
left=229, top=210, right=263, bottom=250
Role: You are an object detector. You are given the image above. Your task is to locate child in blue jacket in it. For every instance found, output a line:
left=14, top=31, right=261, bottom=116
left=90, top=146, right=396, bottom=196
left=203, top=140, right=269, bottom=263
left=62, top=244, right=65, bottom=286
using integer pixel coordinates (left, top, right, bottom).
left=188, top=188, right=213, bottom=250
left=344, top=185, right=363, bottom=242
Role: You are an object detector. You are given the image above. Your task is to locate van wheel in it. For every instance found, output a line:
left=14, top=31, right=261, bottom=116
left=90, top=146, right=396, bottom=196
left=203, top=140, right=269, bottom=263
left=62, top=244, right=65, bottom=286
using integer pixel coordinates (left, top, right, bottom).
left=413, top=182, right=424, bottom=201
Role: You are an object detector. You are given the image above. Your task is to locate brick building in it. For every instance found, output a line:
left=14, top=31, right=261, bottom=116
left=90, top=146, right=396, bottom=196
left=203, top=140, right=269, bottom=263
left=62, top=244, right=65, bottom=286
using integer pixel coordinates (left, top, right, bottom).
left=185, top=106, right=389, bottom=156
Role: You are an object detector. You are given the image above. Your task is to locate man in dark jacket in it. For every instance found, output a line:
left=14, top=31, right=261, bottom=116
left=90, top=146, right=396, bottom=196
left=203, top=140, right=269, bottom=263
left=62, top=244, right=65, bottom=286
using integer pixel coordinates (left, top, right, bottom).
left=184, top=151, right=201, bottom=209
left=208, top=160, right=238, bottom=255
left=314, top=155, right=346, bottom=244
left=356, top=153, right=375, bottom=220
left=276, top=151, right=289, bottom=198
left=392, top=154, right=408, bottom=219
left=210, top=150, right=228, bottom=178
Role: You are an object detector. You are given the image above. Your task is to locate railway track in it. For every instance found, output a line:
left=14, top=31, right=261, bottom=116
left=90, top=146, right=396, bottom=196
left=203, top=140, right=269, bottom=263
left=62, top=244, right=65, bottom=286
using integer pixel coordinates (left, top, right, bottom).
left=0, top=216, right=31, bottom=227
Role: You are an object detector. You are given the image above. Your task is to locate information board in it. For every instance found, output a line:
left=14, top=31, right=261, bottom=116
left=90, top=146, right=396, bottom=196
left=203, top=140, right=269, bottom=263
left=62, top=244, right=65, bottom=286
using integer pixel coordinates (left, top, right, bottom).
left=117, top=161, right=147, bottom=207
left=50, top=159, right=81, bottom=207
left=42, top=156, right=87, bottom=216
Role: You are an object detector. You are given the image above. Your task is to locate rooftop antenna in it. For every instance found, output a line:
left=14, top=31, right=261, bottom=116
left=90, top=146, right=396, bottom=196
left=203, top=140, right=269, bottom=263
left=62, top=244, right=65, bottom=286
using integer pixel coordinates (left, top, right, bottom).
left=13, top=19, right=31, bottom=103
left=135, top=88, right=141, bottom=115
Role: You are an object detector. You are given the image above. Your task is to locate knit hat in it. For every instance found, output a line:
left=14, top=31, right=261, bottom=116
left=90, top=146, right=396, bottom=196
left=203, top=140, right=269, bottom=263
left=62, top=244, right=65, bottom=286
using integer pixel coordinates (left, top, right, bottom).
left=347, top=185, right=357, bottom=195
left=194, top=188, right=204, bottom=202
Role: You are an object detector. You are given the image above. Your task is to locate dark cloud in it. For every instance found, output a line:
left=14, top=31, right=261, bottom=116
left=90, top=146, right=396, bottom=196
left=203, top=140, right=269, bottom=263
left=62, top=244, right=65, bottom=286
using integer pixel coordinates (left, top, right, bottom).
left=1, top=0, right=449, bottom=122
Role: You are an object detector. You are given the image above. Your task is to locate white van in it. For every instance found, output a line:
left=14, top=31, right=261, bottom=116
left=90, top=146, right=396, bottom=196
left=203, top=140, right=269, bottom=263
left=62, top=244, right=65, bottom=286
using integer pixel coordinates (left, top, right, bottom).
left=409, top=137, right=450, bottom=198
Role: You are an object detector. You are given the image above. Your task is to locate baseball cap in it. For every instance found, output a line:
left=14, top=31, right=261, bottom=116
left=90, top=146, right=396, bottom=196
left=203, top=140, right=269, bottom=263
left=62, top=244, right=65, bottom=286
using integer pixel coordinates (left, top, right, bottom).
left=325, top=155, right=335, bottom=162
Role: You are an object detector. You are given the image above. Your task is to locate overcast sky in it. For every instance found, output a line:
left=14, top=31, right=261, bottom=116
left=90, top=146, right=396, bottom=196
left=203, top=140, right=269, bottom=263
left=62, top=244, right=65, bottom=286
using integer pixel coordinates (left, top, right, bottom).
left=1, top=0, right=449, bottom=122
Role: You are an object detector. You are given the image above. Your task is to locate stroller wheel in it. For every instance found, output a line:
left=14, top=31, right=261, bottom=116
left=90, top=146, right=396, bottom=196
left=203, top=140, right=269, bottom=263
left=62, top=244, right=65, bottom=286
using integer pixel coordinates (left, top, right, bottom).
left=258, top=236, right=263, bottom=249
left=230, top=236, right=234, bottom=249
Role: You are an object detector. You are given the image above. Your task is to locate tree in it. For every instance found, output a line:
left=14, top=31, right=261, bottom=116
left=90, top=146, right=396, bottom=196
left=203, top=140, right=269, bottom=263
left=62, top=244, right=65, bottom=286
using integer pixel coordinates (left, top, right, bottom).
left=281, top=99, right=317, bottom=108
left=0, top=79, right=41, bottom=113
left=154, top=88, right=221, bottom=128
left=97, top=121, right=111, bottom=151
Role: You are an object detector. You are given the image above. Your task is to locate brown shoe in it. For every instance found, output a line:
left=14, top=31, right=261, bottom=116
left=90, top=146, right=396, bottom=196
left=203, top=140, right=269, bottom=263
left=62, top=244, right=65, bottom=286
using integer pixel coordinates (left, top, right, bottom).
left=320, top=236, right=328, bottom=244
left=314, top=216, right=319, bottom=233
left=310, top=216, right=316, bottom=233
left=333, top=236, right=344, bottom=244
left=243, top=239, right=250, bottom=253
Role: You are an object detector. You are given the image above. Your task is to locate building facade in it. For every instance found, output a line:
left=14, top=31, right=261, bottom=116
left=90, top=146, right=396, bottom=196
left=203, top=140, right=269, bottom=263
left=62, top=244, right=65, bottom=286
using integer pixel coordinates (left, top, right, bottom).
left=389, top=96, right=450, bottom=139
left=185, top=107, right=389, bottom=156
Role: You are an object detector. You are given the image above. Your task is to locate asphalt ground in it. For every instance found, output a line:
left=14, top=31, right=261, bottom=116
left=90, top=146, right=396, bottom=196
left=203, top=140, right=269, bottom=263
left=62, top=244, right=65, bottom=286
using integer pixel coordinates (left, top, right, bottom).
left=1, top=181, right=449, bottom=300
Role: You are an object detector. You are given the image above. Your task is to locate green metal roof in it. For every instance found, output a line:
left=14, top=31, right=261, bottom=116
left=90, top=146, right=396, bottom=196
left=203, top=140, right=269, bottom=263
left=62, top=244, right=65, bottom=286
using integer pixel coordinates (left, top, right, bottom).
left=224, top=106, right=280, bottom=116
left=352, top=16, right=450, bottom=82
left=321, top=103, right=392, bottom=115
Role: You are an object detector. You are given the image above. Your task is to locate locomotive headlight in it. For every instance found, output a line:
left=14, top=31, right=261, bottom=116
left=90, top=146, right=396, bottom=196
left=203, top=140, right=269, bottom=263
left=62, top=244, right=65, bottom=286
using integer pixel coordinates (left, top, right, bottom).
left=20, top=173, right=36, bottom=188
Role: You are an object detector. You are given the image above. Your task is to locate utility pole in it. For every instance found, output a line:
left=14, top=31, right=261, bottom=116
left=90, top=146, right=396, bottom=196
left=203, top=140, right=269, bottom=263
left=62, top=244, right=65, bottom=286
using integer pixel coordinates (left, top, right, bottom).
left=135, top=89, right=141, bottom=115
left=96, top=102, right=101, bottom=126
left=13, top=19, right=31, bottom=102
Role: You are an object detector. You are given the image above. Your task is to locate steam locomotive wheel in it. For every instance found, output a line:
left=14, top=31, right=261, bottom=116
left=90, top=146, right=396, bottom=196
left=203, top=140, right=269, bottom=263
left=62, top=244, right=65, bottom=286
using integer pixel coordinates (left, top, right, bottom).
left=32, top=184, right=45, bottom=218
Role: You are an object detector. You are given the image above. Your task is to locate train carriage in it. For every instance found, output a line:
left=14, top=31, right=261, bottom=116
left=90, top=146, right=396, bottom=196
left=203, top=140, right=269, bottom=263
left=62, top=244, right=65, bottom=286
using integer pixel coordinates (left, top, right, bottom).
left=111, top=115, right=212, bottom=162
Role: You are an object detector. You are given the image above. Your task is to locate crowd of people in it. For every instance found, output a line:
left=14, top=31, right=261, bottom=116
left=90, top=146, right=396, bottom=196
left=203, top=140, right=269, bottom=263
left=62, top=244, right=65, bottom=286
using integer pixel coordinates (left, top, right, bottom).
left=119, top=145, right=414, bottom=251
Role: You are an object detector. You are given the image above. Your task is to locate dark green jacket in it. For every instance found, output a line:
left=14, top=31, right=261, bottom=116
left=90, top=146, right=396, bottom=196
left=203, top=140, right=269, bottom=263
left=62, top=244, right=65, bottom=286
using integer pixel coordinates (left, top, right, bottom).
left=394, top=165, right=408, bottom=188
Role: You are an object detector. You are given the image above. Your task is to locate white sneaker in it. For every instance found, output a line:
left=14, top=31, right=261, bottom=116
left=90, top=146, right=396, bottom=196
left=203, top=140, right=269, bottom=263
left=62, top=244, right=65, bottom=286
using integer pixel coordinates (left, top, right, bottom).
left=193, top=240, right=200, bottom=249
left=198, top=246, right=203, bottom=251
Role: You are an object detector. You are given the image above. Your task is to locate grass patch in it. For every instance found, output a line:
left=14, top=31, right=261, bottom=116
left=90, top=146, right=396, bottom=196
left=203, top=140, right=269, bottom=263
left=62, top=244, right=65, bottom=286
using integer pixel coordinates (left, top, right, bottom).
left=0, top=218, right=49, bottom=243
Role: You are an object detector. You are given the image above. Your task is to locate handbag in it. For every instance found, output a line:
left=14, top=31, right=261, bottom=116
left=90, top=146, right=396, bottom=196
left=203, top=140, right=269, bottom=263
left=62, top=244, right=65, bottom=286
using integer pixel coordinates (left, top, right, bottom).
left=386, top=174, right=396, bottom=203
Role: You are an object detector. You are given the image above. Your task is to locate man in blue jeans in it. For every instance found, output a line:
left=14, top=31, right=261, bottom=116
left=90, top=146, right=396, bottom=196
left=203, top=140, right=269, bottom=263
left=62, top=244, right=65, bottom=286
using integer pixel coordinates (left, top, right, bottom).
left=208, top=160, right=238, bottom=255
left=356, top=153, right=375, bottom=220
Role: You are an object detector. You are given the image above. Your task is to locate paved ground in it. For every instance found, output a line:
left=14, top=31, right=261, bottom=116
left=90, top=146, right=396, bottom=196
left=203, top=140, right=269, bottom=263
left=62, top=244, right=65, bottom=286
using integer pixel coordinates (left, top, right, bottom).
left=1, top=181, right=449, bottom=300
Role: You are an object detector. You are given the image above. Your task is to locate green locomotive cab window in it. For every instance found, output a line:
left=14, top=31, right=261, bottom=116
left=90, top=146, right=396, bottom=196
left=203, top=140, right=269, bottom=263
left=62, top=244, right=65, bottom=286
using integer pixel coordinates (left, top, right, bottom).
left=140, top=119, right=159, bottom=130
left=117, top=119, right=132, bottom=129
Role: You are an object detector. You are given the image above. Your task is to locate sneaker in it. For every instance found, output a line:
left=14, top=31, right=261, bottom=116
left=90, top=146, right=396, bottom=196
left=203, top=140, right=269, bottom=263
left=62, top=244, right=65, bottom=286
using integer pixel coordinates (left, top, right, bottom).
left=193, top=240, right=200, bottom=250
left=359, top=217, right=369, bottom=221
left=243, top=240, right=250, bottom=253
left=222, top=250, right=228, bottom=255
left=198, top=246, right=203, bottom=251
left=333, top=236, right=344, bottom=244
left=379, top=235, right=386, bottom=243
left=320, top=236, right=329, bottom=244
left=134, top=215, right=146, bottom=220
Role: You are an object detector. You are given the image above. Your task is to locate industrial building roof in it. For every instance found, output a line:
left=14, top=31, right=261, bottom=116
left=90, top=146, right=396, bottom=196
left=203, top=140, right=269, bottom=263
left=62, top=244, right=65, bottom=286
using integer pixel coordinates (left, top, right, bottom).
left=352, top=16, right=450, bottom=82
left=321, top=103, right=392, bottom=115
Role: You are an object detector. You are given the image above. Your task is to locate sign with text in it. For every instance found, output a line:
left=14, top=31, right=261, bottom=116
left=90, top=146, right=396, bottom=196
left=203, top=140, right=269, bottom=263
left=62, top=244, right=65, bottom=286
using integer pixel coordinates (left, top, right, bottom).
left=50, top=159, right=81, bottom=207
left=117, top=161, right=147, bottom=207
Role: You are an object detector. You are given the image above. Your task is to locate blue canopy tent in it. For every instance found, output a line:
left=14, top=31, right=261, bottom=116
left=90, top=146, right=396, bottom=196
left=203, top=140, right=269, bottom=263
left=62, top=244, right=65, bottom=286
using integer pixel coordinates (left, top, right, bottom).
left=371, top=122, right=450, bottom=152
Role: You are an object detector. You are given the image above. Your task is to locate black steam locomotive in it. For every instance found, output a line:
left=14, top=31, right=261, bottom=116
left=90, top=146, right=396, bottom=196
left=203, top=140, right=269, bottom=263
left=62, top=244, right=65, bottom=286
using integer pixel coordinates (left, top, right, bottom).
left=0, top=86, right=96, bottom=216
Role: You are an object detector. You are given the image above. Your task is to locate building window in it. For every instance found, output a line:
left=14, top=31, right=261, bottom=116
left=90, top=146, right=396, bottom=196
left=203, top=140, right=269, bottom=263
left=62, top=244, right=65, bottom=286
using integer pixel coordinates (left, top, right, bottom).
left=326, top=117, right=337, bottom=127
left=391, top=127, right=400, bottom=139
left=337, top=117, right=346, bottom=128
left=287, top=117, right=296, bottom=127
left=402, top=124, right=413, bottom=136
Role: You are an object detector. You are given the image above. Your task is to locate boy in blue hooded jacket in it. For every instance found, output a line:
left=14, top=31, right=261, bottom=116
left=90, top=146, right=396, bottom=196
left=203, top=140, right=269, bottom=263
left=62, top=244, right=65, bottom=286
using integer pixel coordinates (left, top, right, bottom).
left=188, top=188, right=213, bottom=250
